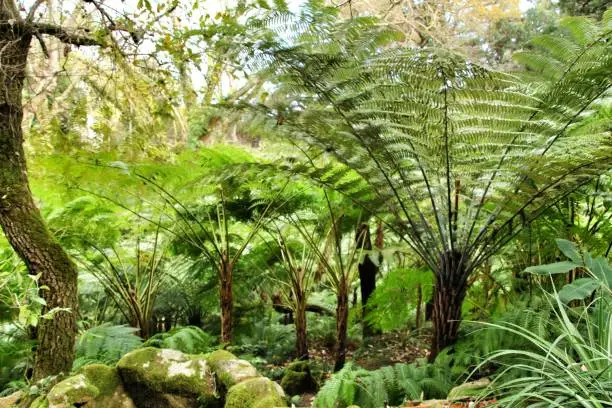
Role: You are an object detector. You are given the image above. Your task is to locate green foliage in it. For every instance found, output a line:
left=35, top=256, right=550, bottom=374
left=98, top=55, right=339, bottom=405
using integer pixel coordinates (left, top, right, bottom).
left=232, top=319, right=296, bottom=364
left=144, top=326, right=215, bottom=354
left=474, top=242, right=612, bottom=406
left=244, top=6, right=612, bottom=279
left=73, top=324, right=142, bottom=370
left=365, top=267, right=433, bottom=331
left=0, top=340, right=33, bottom=394
left=435, top=296, right=554, bottom=380
left=313, top=362, right=453, bottom=408
left=525, top=239, right=611, bottom=303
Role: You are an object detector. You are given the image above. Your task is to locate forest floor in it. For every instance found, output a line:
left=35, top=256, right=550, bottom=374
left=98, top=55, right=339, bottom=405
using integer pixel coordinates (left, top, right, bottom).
left=266, top=330, right=432, bottom=407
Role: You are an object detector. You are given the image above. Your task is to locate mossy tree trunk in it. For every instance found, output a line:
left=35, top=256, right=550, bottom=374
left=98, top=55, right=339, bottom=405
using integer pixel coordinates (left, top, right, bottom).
left=333, top=278, right=349, bottom=372
left=219, top=257, right=233, bottom=344
left=0, top=17, right=78, bottom=380
left=294, top=291, right=309, bottom=360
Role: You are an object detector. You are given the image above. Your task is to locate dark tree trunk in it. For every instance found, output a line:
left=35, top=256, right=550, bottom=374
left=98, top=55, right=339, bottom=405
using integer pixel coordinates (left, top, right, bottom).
left=356, top=223, right=380, bottom=337
left=334, top=279, right=349, bottom=371
left=0, top=23, right=78, bottom=380
left=429, top=250, right=468, bottom=362
left=219, top=259, right=233, bottom=344
left=295, top=293, right=309, bottom=360
left=415, top=283, right=422, bottom=329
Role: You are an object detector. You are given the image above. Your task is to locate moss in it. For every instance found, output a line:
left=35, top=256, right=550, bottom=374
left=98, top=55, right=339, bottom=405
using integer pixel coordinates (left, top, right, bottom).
left=206, top=349, right=237, bottom=366
left=29, top=396, right=49, bottom=408
left=225, top=377, right=286, bottom=408
left=280, top=361, right=316, bottom=395
left=447, top=378, right=490, bottom=401
left=117, top=347, right=215, bottom=403
left=286, top=361, right=309, bottom=373
left=79, top=364, right=121, bottom=396
left=46, top=374, right=99, bottom=407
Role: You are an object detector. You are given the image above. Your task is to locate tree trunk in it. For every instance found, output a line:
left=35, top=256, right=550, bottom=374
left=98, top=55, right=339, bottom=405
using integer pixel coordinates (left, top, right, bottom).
left=294, top=293, right=309, bottom=360
left=356, top=223, right=379, bottom=337
left=415, top=283, right=422, bottom=329
left=219, top=260, right=233, bottom=343
left=0, top=22, right=78, bottom=380
left=429, top=250, right=468, bottom=362
left=334, top=279, right=349, bottom=371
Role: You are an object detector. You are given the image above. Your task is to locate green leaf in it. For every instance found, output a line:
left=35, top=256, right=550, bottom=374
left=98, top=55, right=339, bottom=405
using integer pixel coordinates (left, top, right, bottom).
left=524, top=261, right=580, bottom=275
left=558, top=278, right=601, bottom=303
left=555, top=239, right=582, bottom=264
left=589, top=257, right=612, bottom=288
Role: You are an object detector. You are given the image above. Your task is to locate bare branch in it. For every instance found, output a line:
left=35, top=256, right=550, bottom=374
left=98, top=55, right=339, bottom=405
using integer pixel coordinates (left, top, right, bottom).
left=26, top=0, right=47, bottom=22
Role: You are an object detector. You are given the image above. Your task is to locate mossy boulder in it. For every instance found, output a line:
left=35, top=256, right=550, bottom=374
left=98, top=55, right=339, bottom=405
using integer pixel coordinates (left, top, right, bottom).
left=206, top=350, right=258, bottom=390
left=0, top=391, right=23, bottom=408
left=224, top=377, right=286, bottom=408
left=279, top=361, right=317, bottom=396
left=447, top=378, right=490, bottom=401
left=45, top=364, right=135, bottom=408
left=46, top=374, right=99, bottom=408
left=117, top=347, right=217, bottom=408
left=28, top=396, right=48, bottom=408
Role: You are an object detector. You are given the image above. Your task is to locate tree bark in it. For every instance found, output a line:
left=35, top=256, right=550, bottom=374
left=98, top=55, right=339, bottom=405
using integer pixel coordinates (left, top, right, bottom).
left=356, top=223, right=379, bottom=337
left=294, top=293, right=309, bottom=360
left=334, top=278, right=349, bottom=371
left=219, top=259, right=233, bottom=343
left=0, top=20, right=78, bottom=379
left=429, top=250, right=468, bottom=362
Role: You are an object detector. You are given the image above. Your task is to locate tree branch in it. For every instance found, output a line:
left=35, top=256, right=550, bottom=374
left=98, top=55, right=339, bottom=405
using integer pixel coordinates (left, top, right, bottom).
left=0, top=21, right=106, bottom=46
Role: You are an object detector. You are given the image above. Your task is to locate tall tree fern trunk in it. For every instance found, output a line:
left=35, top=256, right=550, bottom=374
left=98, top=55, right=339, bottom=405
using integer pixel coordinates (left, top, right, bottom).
left=219, top=260, right=233, bottom=343
left=429, top=250, right=468, bottom=361
left=334, top=278, right=349, bottom=371
left=0, top=23, right=77, bottom=379
left=356, top=223, right=380, bottom=337
left=295, top=292, right=309, bottom=360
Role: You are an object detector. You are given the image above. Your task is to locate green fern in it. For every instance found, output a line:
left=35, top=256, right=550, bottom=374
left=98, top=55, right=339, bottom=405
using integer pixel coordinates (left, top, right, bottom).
left=144, top=326, right=215, bottom=354
left=73, top=324, right=142, bottom=370
left=313, top=362, right=454, bottom=408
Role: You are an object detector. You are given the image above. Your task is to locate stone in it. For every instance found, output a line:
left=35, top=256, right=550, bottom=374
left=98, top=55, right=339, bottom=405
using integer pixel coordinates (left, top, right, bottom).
left=279, top=361, right=317, bottom=396
left=225, top=377, right=287, bottom=408
left=117, top=347, right=217, bottom=408
left=44, top=364, right=135, bottom=408
left=46, top=374, right=99, bottom=408
left=447, top=378, right=490, bottom=401
left=206, top=350, right=259, bottom=390
left=0, top=391, right=23, bottom=408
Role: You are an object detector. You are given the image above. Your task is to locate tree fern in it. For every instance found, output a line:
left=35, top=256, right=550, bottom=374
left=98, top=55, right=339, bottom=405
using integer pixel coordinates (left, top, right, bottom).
left=237, top=4, right=612, bottom=357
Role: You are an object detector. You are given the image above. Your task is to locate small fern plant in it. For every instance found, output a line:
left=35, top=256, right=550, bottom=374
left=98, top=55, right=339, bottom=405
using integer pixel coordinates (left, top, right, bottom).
left=144, top=326, right=215, bottom=354
left=313, top=362, right=453, bottom=408
left=73, top=323, right=142, bottom=371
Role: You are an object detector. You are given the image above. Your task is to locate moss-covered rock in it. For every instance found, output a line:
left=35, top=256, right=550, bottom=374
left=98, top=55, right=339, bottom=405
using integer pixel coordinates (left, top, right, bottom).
left=206, top=350, right=237, bottom=366
left=224, top=377, right=286, bottom=408
left=46, top=374, right=99, bottom=408
left=279, top=361, right=316, bottom=396
left=44, top=365, right=135, bottom=408
left=0, top=391, right=23, bottom=408
left=117, top=347, right=217, bottom=407
left=28, top=396, right=48, bottom=408
left=206, top=350, right=258, bottom=390
left=447, top=378, right=490, bottom=401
